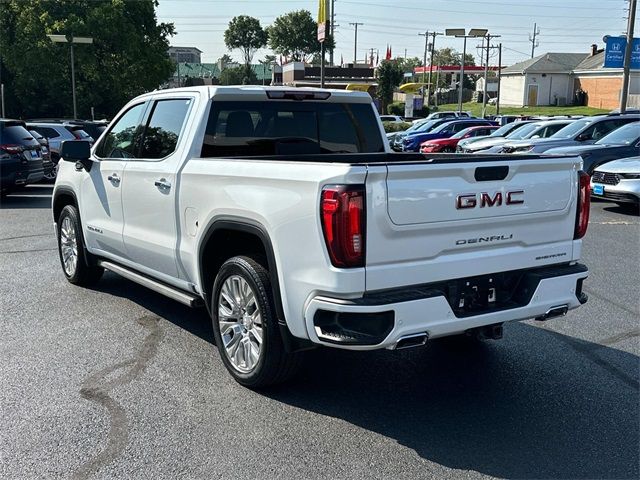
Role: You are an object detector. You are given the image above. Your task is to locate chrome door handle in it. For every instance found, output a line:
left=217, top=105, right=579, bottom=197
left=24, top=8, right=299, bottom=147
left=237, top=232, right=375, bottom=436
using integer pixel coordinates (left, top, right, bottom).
left=107, top=173, right=120, bottom=184
left=154, top=178, right=171, bottom=190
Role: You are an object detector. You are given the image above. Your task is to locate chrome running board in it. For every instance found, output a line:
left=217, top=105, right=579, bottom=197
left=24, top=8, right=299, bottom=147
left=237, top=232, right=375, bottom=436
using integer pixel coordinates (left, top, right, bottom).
left=97, top=260, right=203, bottom=307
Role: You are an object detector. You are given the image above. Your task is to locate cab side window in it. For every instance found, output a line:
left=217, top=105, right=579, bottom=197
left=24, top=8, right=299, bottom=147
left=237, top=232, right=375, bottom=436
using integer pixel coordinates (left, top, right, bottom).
left=95, top=103, right=146, bottom=159
left=139, top=99, right=192, bottom=159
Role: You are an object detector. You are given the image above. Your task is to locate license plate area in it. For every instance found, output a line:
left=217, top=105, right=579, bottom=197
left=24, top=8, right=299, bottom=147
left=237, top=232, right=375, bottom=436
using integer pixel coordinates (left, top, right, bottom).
left=593, top=184, right=604, bottom=195
left=444, top=271, right=527, bottom=317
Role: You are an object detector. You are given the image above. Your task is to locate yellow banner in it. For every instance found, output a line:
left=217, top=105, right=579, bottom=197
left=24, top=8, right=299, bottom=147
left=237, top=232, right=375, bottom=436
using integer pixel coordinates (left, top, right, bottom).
left=318, top=0, right=328, bottom=24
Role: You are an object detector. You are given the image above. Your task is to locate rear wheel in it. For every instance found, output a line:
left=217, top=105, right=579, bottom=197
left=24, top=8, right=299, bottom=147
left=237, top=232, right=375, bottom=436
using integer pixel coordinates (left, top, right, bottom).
left=211, top=255, right=303, bottom=388
left=57, top=205, right=103, bottom=285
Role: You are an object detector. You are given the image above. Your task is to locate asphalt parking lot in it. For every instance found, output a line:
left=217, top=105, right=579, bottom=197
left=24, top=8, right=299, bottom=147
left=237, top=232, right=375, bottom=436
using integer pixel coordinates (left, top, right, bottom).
left=1, top=185, right=638, bottom=480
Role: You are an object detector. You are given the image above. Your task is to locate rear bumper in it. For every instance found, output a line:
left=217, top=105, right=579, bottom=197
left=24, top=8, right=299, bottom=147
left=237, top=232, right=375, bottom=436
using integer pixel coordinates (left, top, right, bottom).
left=304, top=263, right=589, bottom=350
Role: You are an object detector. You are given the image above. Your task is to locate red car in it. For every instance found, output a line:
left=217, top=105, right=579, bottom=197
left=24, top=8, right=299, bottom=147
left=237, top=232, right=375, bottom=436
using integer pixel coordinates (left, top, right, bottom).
left=420, top=125, right=499, bottom=153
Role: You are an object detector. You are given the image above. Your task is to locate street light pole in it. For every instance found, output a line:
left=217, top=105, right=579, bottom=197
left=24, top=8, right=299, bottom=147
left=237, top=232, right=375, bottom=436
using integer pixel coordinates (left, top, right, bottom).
left=458, top=36, right=467, bottom=114
left=349, top=22, right=363, bottom=64
left=48, top=34, right=93, bottom=119
left=446, top=29, right=488, bottom=114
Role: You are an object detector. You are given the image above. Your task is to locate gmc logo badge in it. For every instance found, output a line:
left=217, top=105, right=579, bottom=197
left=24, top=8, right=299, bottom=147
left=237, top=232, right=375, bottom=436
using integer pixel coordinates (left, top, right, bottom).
left=456, top=191, right=524, bottom=209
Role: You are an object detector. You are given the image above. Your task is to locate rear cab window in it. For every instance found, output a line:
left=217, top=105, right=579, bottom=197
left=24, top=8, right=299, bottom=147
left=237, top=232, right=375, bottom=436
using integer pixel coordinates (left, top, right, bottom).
left=201, top=101, right=384, bottom=157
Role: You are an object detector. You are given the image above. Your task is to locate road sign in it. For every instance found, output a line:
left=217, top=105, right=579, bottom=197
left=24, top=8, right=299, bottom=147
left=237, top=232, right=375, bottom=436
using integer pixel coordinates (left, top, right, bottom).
left=604, top=36, right=640, bottom=69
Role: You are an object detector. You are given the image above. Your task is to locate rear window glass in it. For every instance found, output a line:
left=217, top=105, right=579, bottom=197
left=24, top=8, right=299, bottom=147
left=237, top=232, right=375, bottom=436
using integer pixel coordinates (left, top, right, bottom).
left=0, top=124, right=39, bottom=146
left=65, top=126, right=92, bottom=139
left=30, top=126, right=61, bottom=139
left=201, top=101, right=385, bottom=157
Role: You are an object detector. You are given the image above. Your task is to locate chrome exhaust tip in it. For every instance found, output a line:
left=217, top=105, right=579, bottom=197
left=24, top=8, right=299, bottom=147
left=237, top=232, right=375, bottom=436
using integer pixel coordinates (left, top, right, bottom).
left=535, top=304, right=569, bottom=321
left=394, top=333, right=428, bottom=350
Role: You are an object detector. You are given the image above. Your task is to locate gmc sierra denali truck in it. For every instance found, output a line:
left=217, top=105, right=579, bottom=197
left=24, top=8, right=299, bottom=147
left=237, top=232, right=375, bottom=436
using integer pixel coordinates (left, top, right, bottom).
left=53, top=86, right=590, bottom=388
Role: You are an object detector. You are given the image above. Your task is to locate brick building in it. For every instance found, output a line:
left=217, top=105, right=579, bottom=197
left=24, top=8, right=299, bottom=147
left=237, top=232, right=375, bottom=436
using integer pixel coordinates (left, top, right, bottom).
left=573, top=50, right=640, bottom=110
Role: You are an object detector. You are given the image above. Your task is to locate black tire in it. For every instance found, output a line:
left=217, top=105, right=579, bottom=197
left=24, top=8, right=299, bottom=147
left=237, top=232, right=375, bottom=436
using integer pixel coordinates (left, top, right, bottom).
left=56, top=205, right=104, bottom=286
left=211, top=255, right=303, bottom=388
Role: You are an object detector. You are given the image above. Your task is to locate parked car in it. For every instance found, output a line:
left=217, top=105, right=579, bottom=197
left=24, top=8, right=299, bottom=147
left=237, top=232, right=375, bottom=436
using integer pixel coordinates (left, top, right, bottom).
left=591, top=156, right=640, bottom=210
left=26, top=121, right=95, bottom=181
left=545, top=121, right=640, bottom=174
left=402, top=118, right=497, bottom=152
left=28, top=118, right=108, bottom=142
left=52, top=85, right=589, bottom=387
left=457, top=120, right=535, bottom=152
left=0, top=119, right=45, bottom=195
left=501, top=114, right=640, bottom=153
left=418, top=110, right=471, bottom=122
left=380, top=115, right=404, bottom=123
left=391, top=118, right=452, bottom=151
left=420, top=125, right=499, bottom=153
left=462, top=120, right=574, bottom=153
left=27, top=129, right=55, bottom=182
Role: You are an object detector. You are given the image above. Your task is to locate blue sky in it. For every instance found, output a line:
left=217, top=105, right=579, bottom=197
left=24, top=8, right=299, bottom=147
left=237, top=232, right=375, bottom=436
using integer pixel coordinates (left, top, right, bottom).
left=157, top=0, right=635, bottom=66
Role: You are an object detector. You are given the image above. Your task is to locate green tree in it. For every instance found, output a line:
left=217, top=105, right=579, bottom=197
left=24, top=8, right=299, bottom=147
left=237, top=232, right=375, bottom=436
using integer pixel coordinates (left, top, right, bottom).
left=432, top=47, right=476, bottom=89
left=376, top=60, right=404, bottom=114
left=395, top=56, right=423, bottom=73
left=219, top=65, right=257, bottom=85
left=0, top=0, right=175, bottom=119
left=224, top=15, right=267, bottom=80
left=267, top=10, right=334, bottom=63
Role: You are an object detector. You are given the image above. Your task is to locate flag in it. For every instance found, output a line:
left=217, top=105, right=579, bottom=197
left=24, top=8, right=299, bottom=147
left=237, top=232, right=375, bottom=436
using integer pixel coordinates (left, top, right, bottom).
left=375, top=50, right=379, bottom=66
left=340, top=53, right=343, bottom=66
left=386, top=45, right=392, bottom=60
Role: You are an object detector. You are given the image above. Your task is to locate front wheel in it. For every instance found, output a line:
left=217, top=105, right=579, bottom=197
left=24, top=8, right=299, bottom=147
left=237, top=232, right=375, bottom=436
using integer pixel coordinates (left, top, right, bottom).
left=57, top=205, right=104, bottom=285
left=211, top=255, right=303, bottom=388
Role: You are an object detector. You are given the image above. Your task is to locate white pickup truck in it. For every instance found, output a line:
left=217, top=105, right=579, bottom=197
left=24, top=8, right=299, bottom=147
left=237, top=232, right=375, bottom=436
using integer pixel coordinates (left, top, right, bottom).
left=53, top=86, right=590, bottom=387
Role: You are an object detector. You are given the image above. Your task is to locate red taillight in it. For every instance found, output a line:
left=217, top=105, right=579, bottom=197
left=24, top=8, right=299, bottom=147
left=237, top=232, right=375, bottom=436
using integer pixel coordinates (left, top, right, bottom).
left=575, top=170, right=590, bottom=239
left=321, top=185, right=365, bottom=268
left=0, top=144, right=23, bottom=154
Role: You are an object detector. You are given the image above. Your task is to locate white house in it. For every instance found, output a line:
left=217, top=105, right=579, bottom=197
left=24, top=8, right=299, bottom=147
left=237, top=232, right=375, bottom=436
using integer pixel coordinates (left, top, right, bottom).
left=499, top=53, right=589, bottom=107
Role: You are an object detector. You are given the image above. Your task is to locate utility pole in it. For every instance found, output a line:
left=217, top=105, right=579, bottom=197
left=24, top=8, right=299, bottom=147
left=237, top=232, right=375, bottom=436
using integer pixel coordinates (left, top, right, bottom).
left=419, top=31, right=429, bottom=104
left=427, top=31, right=443, bottom=107
left=529, top=23, right=540, bottom=58
left=349, top=22, right=363, bottom=64
left=368, top=47, right=376, bottom=66
left=620, top=0, right=637, bottom=113
left=496, top=43, right=502, bottom=115
left=0, top=55, right=4, bottom=117
left=481, top=34, right=501, bottom=118
left=329, top=0, right=336, bottom=66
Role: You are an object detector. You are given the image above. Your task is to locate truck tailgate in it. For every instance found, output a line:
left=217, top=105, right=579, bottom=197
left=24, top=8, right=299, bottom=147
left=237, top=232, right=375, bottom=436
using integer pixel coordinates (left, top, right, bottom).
left=365, top=156, right=582, bottom=291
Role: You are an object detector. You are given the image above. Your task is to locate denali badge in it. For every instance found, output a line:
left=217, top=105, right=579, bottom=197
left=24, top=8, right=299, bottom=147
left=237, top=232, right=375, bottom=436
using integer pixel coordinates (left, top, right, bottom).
left=456, top=234, right=513, bottom=245
left=456, top=190, right=524, bottom=209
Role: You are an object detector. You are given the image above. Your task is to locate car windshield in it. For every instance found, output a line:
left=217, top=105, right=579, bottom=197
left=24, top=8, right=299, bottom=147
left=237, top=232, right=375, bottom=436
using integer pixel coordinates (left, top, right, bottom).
left=491, top=122, right=528, bottom=137
left=410, top=120, right=440, bottom=133
left=431, top=121, right=460, bottom=133
left=451, top=127, right=477, bottom=139
left=505, top=123, right=540, bottom=140
left=550, top=118, right=593, bottom=139
left=595, top=121, right=640, bottom=145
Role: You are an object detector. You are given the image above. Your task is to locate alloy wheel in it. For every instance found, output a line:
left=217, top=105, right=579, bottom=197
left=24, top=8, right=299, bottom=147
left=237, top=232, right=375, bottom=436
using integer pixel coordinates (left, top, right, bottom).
left=217, top=275, right=264, bottom=373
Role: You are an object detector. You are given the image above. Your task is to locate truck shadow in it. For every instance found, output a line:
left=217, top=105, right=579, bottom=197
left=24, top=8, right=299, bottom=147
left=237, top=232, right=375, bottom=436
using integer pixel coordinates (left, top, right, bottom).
left=267, top=324, right=639, bottom=479
left=92, top=273, right=639, bottom=479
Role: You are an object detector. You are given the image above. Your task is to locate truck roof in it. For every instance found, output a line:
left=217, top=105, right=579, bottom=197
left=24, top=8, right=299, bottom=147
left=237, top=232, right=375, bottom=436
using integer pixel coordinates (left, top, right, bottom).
left=142, top=85, right=374, bottom=103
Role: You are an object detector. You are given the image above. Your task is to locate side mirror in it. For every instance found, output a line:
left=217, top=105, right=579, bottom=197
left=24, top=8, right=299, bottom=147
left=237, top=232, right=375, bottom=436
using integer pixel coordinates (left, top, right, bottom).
left=531, top=135, right=540, bottom=139
left=61, top=140, right=92, bottom=171
left=576, top=133, right=591, bottom=142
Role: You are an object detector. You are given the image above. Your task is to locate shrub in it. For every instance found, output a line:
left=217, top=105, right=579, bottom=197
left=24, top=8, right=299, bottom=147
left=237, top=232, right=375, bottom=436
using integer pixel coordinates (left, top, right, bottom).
left=382, top=121, right=412, bottom=133
left=387, top=102, right=405, bottom=115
